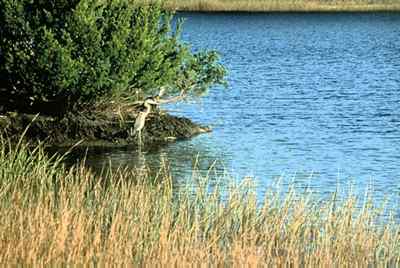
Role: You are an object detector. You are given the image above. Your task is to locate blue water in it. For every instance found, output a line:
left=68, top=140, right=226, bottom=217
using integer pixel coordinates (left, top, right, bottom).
left=68, top=13, right=400, bottom=205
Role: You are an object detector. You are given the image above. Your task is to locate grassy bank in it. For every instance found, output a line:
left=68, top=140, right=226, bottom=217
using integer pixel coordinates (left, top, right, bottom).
left=160, top=0, right=400, bottom=12
left=0, top=140, right=400, bottom=265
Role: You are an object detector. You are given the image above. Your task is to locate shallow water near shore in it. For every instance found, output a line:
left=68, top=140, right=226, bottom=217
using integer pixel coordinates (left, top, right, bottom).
left=61, top=13, right=400, bottom=208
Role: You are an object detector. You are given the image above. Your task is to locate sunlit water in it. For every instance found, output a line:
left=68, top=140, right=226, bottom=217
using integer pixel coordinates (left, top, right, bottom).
left=62, top=13, right=400, bottom=208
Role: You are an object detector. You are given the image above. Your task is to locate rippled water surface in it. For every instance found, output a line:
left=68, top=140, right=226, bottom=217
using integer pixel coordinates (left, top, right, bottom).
left=67, top=13, right=400, bottom=203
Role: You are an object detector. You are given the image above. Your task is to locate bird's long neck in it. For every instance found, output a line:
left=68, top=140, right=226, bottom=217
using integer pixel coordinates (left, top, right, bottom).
left=143, top=102, right=152, bottom=113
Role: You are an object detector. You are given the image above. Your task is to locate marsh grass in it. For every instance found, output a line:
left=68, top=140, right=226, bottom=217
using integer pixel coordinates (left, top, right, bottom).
left=0, top=139, right=400, bottom=265
left=158, top=0, right=400, bottom=12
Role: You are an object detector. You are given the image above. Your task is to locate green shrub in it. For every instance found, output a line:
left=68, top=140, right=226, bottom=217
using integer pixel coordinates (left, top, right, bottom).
left=0, top=0, right=226, bottom=116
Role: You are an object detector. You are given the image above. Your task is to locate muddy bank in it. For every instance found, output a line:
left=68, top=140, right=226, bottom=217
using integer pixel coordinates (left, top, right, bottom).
left=0, top=109, right=211, bottom=147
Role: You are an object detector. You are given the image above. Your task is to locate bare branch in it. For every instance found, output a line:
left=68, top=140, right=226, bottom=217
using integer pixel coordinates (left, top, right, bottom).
left=156, top=90, right=187, bottom=104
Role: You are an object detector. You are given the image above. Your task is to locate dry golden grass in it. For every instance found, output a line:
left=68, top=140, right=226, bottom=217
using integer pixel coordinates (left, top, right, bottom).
left=157, top=0, right=400, bottom=12
left=0, top=139, right=400, bottom=265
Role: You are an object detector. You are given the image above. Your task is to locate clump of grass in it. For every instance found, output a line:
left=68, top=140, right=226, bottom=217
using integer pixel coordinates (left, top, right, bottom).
left=159, top=0, right=400, bottom=12
left=0, top=139, right=399, bottom=265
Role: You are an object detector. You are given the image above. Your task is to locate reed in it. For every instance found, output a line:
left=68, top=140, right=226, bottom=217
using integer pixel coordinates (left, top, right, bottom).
left=0, top=139, right=399, bottom=265
left=159, top=0, right=400, bottom=12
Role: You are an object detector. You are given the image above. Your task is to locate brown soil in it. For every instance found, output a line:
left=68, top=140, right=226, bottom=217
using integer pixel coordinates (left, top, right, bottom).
left=0, top=108, right=211, bottom=147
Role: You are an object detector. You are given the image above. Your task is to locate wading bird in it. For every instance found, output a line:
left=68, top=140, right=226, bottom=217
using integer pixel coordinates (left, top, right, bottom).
left=132, top=97, right=159, bottom=146
left=132, top=87, right=187, bottom=146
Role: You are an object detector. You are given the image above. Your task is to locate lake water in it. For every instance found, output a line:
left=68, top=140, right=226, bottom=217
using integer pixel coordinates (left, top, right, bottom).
left=66, top=13, right=400, bottom=206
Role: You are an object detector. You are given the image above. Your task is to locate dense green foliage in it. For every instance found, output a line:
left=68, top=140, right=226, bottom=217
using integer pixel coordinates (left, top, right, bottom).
left=0, top=0, right=226, bottom=115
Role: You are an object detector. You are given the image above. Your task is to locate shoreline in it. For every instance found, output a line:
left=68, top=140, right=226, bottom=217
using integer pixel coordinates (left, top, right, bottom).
left=161, top=1, right=400, bottom=12
left=0, top=111, right=211, bottom=147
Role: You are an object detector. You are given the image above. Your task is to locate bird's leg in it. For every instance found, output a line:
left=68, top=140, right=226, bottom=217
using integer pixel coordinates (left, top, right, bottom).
left=138, top=129, right=142, bottom=147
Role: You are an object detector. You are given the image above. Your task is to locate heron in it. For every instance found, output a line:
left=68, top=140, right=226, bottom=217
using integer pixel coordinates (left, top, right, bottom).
left=132, top=86, right=185, bottom=146
left=132, top=97, right=159, bottom=146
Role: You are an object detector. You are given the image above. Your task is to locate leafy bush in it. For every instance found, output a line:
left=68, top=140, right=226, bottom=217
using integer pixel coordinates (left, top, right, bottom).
left=0, top=0, right=226, bottom=116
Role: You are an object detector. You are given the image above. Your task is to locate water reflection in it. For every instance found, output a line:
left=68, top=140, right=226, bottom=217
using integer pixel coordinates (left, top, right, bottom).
left=48, top=138, right=231, bottom=192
